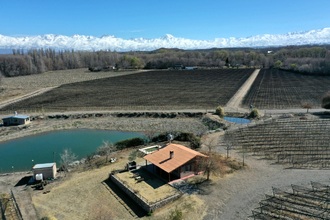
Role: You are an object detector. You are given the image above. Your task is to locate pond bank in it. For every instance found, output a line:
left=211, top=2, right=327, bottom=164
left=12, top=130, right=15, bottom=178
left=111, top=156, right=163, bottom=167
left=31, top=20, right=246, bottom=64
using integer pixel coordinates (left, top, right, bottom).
left=0, top=112, right=209, bottom=143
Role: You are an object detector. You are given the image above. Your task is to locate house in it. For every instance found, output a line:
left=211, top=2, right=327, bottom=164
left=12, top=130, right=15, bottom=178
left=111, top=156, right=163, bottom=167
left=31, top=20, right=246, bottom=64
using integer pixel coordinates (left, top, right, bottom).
left=32, top=163, right=57, bottom=180
left=143, top=144, right=207, bottom=182
left=185, top=66, right=197, bottom=70
left=2, top=113, right=30, bottom=126
left=173, top=64, right=184, bottom=70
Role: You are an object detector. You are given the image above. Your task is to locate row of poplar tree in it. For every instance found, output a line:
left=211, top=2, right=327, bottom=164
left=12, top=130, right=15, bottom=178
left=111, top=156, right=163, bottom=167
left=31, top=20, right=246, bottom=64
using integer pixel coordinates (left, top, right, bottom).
left=0, top=46, right=330, bottom=77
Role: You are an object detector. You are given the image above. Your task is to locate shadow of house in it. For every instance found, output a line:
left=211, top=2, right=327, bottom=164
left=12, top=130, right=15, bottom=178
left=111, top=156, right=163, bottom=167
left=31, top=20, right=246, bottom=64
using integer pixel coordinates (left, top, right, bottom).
left=130, top=169, right=166, bottom=189
left=14, top=176, right=33, bottom=187
left=143, top=144, right=207, bottom=182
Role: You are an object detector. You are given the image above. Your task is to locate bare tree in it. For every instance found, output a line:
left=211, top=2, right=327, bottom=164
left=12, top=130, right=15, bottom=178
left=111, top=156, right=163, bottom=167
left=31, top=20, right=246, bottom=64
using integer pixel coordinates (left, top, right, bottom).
left=203, top=135, right=218, bottom=153
left=60, top=148, right=77, bottom=172
left=198, top=136, right=219, bottom=180
left=144, top=130, right=156, bottom=144
left=199, top=155, right=215, bottom=181
left=302, top=101, right=313, bottom=113
left=97, top=141, right=115, bottom=163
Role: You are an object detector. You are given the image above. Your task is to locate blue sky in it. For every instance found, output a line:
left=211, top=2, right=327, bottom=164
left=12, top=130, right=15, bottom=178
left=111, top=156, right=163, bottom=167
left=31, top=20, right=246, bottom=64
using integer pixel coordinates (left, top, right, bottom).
left=1, top=0, right=330, bottom=40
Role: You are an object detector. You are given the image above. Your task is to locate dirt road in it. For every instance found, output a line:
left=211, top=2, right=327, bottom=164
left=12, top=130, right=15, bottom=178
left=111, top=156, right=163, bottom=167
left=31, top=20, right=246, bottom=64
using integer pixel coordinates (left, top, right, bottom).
left=226, top=69, right=260, bottom=111
left=0, top=87, right=57, bottom=109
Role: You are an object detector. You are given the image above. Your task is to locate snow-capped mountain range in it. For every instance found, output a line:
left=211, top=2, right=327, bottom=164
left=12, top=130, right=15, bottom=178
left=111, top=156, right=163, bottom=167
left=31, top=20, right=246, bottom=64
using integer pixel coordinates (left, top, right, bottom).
left=1, top=28, right=330, bottom=52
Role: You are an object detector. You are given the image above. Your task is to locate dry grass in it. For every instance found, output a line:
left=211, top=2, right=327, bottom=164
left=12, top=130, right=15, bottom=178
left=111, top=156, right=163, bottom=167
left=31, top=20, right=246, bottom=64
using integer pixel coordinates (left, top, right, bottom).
left=0, top=193, right=20, bottom=220
left=32, top=159, right=133, bottom=220
left=31, top=148, right=207, bottom=220
left=149, top=194, right=206, bottom=220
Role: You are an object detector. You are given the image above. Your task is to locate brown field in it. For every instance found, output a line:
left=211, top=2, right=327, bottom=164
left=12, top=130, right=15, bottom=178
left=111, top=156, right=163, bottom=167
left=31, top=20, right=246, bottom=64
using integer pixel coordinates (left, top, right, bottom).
left=0, top=69, right=254, bottom=112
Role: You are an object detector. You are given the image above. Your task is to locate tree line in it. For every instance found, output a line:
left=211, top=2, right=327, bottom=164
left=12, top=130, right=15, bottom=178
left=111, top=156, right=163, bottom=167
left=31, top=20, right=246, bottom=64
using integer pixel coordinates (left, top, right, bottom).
left=1, top=45, right=330, bottom=77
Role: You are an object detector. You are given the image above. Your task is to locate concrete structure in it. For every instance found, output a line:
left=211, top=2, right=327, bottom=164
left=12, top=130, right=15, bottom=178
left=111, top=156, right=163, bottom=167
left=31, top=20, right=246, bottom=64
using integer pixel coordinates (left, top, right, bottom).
left=144, top=144, right=207, bottom=181
left=2, top=113, right=30, bottom=126
left=32, top=163, right=57, bottom=180
left=139, top=145, right=161, bottom=155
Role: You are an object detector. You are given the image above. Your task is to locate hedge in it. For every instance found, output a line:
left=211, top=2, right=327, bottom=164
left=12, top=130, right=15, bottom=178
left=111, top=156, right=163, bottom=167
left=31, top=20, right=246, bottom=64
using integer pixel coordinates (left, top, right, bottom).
left=115, top=137, right=145, bottom=150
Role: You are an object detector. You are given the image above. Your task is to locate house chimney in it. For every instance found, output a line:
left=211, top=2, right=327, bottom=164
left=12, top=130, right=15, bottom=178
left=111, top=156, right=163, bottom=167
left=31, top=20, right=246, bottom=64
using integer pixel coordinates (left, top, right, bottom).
left=169, top=151, right=174, bottom=159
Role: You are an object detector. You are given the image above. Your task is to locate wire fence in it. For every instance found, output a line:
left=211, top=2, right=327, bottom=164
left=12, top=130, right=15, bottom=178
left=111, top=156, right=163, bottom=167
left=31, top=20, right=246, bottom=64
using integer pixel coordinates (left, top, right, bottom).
left=252, top=181, right=330, bottom=219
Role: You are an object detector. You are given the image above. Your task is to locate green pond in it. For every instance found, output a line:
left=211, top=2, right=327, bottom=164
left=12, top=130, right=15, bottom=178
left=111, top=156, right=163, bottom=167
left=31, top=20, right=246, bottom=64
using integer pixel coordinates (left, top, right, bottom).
left=0, top=129, right=144, bottom=173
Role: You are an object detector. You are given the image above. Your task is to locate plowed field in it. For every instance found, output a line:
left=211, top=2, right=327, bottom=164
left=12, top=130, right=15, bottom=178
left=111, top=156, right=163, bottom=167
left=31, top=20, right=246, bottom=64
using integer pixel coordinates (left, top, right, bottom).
left=1, top=69, right=254, bottom=112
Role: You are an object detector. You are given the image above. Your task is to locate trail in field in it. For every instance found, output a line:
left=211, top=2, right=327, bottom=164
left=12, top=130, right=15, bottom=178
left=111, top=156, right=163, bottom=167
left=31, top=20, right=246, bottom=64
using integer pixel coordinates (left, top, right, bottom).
left=225, top=69, right=260, bottom=112
left=0, top=87, right=57, bottom=110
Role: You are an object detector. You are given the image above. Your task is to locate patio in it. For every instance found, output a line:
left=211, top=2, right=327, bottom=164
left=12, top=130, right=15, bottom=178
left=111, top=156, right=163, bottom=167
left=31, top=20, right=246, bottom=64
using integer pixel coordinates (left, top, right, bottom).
left=114, top=168, right=179, bottom=204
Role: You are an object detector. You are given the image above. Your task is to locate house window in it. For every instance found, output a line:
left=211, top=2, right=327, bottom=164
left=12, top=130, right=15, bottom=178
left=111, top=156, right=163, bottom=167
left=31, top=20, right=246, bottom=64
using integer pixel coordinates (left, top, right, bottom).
left=185, top=164, right=191, bottom=171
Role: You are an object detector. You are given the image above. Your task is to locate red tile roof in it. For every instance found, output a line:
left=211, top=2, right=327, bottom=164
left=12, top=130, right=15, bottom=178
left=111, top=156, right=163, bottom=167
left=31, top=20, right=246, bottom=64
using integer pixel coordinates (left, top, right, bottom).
left=143, top=144, right=207, bottom=173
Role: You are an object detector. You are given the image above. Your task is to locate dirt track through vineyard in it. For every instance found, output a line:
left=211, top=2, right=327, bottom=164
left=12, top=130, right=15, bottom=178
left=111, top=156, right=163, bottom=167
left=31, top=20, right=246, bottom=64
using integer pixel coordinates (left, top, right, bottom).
left=225, top=69, right=260, bottom=111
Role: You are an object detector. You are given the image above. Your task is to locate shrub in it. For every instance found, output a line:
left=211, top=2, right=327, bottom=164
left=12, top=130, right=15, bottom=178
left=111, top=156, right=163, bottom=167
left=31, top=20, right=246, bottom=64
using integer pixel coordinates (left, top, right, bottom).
left=322, top=91, right=330, bottom=109
left=151, top=133, right=168, bottom=142
left=274, top=60, right=283, bottom=69
left=151, top=132, right=201, bottom=149
left=40, top=216, right=57, bottom=220
left=115, top=137, right=145, bottom=150
left=172, top=132, right=200, bottom=149
left=175, top=132, right=194, bottom=141
left=176, top=132, right=201, bottom=148
left=128, top=150, right=137, bottom=161
left=169, top=208, right=183, bottom=220
left=147, top=210, right=153, bottom=216
left=249, top=108, right=259, bottom=119
left=215, top=105, right=225, bottom=118
left=189, top=135, right=201, bottom=149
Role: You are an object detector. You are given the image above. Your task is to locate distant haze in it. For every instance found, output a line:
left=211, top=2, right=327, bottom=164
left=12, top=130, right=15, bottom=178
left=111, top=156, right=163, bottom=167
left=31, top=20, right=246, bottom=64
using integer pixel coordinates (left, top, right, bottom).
left=0, top=49, right=14, bottom=54
left=1, top=28, right=330, bottom=52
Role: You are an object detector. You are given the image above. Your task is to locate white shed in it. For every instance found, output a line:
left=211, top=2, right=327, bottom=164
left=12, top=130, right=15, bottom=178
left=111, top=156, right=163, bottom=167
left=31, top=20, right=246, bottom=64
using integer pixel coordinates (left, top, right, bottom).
left=32, top=163, right=57, bottom=180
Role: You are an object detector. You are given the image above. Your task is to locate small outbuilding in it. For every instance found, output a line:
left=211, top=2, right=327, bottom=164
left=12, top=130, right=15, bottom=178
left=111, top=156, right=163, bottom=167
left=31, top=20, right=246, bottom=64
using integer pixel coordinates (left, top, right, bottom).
left=2, top=113, right=30, bottom=126
left=32, top=163, right=57, bottom=180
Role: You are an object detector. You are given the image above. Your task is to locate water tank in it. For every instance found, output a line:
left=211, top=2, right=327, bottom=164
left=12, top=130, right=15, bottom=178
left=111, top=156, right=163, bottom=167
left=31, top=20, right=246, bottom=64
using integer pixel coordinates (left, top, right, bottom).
left=35, top=173, right=43, bottom=181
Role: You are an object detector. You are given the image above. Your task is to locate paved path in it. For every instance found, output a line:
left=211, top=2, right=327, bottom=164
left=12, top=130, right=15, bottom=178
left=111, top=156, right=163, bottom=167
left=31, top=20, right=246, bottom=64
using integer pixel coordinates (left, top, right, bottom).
left=226, top=69, right=260, bottom=112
